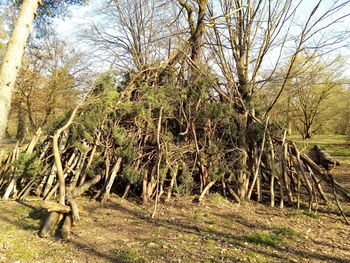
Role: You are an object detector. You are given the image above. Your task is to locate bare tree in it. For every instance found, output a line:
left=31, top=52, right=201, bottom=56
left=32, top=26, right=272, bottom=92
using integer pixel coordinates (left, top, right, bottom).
left=204, top=0, right=350, bottom=198
left=83, top=0, right=178, bottom=70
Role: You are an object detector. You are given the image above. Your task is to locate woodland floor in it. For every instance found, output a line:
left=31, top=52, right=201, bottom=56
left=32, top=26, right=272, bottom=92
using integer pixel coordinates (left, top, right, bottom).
left=0, top=135, right=349, bottom=263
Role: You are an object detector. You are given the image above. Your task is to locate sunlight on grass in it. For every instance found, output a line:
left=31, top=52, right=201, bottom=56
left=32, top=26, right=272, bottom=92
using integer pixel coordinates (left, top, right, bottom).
left=246, top=232, right=282, bottom=247
left=246, top=226, right=297, bottom=247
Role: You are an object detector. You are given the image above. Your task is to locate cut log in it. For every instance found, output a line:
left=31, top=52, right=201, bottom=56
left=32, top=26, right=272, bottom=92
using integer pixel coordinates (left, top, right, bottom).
left=61, top=214, right=73, bottom=239
left=41, top=201, right=87, bottom=216
left=41, top=201, right=71, bottom=213
left=39, top=212, right=62, bottom=238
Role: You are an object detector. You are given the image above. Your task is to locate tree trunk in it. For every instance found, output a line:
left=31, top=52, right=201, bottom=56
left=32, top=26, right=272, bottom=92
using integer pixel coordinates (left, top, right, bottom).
left=236, top=112, right=249, bottom=200
left=16, top=101, right=26, bottom=140
left=0, top=0, right=39, bottom=139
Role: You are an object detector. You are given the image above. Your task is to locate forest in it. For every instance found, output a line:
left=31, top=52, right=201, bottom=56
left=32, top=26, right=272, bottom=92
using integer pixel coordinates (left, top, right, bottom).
left=0, top=0, right=350, bottom=262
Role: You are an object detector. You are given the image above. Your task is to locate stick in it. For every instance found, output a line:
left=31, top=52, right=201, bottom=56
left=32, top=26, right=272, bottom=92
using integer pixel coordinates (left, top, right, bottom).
left=151, top=107, right=164, bottom=218
left=247, top=116, right=269, bottom=200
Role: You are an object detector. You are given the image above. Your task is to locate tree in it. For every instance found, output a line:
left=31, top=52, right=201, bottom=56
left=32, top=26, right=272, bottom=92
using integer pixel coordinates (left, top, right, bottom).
left=289, top=57, right=345, bottom=139
left=0, top=19, right=7, bottom=61
left=0, top=0, right=39, bottom=139
left=0, top=0, right=86, bottom=139
left=10, top=35, right=88, bottom=139
left=84, top=0, right=176, bottom=70
left=1, top=0, right=350, bottom=234
left=259, top=55, right=347, bottom=138
left=204, top=0, right=350, bottom=198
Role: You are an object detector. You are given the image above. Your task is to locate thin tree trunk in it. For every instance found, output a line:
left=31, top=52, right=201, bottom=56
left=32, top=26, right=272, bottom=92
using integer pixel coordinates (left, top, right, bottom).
left=247, top=117, right=269, bottom=200
left=2, top=177, right=16, bottom=200
left=0, top=0, right=39, bottom=139
left=42, top=165, right=57, bottom=197
left=198, top=180, right=216, bottom=202
left=142, top=170, right=149, bottom=205
left=269, top=136, right=275, bottom=207
left=166, top=164, right=178, bottom=202
left=99, top=157, right=122, bottom=202
left=122, top=183, right=131, bottom=199
left=16, top=101, right=26, bottom=140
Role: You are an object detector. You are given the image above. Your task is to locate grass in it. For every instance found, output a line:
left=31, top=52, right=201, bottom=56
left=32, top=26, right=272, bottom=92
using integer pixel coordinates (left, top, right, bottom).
left=286, top=210, right=319, bottom=219
left=246, top=232, right=283, bottom=247
left=207, top=193, right=230, bottom=208
left=272, top=227, right=296, bottom=238
left=302, top=211, right=319, bottom=219
left=246, top=226, right=297, bottom=247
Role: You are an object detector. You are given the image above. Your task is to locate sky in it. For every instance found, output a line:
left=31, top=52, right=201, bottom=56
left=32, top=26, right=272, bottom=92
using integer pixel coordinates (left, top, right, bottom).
left=53, top=0, right=350, bottom=79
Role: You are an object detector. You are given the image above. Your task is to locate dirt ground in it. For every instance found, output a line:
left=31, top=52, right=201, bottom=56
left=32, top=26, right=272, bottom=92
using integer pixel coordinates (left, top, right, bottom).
left=0, top=190, right=349, bottom=263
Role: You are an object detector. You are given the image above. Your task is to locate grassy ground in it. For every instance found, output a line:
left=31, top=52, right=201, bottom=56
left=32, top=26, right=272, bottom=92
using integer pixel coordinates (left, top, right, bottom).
left=0, top=196, right=349, bottom=263
left=0, top=135, right=349, bottom=263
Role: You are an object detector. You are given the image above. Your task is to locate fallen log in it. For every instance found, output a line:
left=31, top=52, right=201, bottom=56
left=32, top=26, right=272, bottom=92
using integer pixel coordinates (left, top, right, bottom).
left=289, top=144, right=350, bottom=202
left=308, top=145, right=340, bottom=171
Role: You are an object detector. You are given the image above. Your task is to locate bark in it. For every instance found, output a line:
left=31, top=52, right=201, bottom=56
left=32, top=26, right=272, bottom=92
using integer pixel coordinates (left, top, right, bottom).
left=247, top=117, right=269, bottom=200
left=17, top=179, right=35, bottom=201
left=2, top=177, right=16, bottom=200
left=227, top=185, right=241, bottom=204
left=99, top=157, right=122, bottom=202
left=16, top=101, right=26, bottom=140
left=39, top=211, right=62, bottom=238
left=269, top=137, right=276, bottom=207
left=236, top=114, right=249, bottom=199
left=0, top=0, right=39, bottom=139
left=142, top=170, right=149, bottom=204
left=122, top=183, right=131, bottom=199
left=166, top=165, right=178, bottom=202
left=72, top=174, right=102, bottom=198
left=25, top=128, right=42, bottom=154
left=52, top=92, right=88, bottom=205
left=61, top=214, right=73, bottom=240
left=42, top=165, right=57, bottom=197
left=198, top=180, right=216, bottom=202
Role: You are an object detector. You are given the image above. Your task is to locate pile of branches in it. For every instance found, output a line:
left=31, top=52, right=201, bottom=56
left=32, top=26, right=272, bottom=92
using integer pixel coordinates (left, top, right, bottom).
left=0, top=62, right=349, bottom=239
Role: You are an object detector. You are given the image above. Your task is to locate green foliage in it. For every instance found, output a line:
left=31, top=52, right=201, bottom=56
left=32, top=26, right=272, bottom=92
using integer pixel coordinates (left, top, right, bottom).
left=12, top=152, right=40, bottom=179
left=176, top=167, right=194, bottom=196
left=70, top=71, right=120, bottom=143
left=247, top=123, right=265, bottom=145
left=85, top=156, right=105, bottom=179
left=120, top=166, right=142, bottom=185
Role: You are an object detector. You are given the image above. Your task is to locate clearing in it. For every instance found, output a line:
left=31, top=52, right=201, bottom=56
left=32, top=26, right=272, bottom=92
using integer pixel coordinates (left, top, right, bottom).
left=0, top=135, right=349, bottom=263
